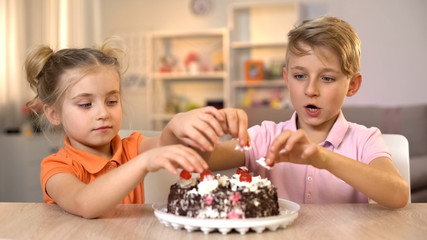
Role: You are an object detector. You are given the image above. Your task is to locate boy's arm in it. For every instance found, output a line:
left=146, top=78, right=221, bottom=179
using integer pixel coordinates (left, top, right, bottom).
left=322, top=150, right=409, bottom=208
left=266, top=130, right=409, bottom=209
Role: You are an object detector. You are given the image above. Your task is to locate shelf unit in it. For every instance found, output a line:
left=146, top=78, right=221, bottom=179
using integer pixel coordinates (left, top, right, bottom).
left=228, top=1, right=300, bottom=108
left=146, top=29, right=229, bottom=130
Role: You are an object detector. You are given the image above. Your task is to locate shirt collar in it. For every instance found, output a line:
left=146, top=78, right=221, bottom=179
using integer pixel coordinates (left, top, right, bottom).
left=63, top=135, right=123, bottom=174
left=325, top=111, right=349, bottom=148
left=290, top=110, right=349, bottom=148
left=289, top=112, right=298, bottom=131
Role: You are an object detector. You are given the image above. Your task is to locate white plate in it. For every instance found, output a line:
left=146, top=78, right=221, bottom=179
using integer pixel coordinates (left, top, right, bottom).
left=152, top=198, right=300, bottom=235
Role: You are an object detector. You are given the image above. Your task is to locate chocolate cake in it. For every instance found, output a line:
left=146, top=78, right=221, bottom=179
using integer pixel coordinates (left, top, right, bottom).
left=167, top=167, right=279, bottom=219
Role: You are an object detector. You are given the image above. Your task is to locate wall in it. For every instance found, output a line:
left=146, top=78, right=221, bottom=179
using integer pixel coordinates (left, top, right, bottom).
left=100, top=0, right=427, bottom=130
left=100, top=0, right=427, bottom=108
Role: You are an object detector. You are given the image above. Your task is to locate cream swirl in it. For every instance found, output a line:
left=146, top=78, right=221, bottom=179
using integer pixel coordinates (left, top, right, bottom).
left=177, top=177, right=197, bottom=188
left=197, top=179, right=219, bottom=195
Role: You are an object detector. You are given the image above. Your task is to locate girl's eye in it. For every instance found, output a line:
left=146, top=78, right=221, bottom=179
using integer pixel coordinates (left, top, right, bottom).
left=107, top=100, right=118, bottom=106
left=78, top=103, right=92, bottom=109
left=294, top=74, right=306, bottom=80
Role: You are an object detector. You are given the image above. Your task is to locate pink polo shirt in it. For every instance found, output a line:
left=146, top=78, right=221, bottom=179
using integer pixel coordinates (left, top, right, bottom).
left=245, top=111, right=391, bottom=204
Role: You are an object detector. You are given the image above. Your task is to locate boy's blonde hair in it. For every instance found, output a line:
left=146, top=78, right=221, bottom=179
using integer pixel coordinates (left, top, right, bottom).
left=25, top=37, right=126, bottom=132
left=285, top=16, right=361, bottom=77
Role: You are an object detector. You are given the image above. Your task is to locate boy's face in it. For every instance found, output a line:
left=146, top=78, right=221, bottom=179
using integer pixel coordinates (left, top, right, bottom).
left=58, top=67, right=122, bottom=153
left=284, top=43, right=361, bottom=132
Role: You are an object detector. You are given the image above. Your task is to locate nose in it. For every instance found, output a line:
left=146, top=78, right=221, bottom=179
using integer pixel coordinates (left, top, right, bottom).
left=305, top=79, right=319, bottom=97
left=95, top=103, right=109, bottom=120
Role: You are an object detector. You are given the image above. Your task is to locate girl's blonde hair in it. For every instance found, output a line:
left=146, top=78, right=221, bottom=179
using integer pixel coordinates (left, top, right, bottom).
left=25, top=37, right=126, bottom=133
left=285, top=16, right=361, bottom=77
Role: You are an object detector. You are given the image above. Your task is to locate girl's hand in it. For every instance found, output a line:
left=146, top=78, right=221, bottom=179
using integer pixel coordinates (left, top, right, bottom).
left=265, top=129, right=326, bottom=169
left=218, top=108, right=250, bottom=148
left=140, top=144, right=208, bottom=175
left=165, top=106, right=250, bottom=152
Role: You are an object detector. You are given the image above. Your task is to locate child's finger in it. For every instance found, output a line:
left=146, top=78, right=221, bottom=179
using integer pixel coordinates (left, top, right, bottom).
left=283, top=129, right=306, bottom=151
left=172, top=146, right=207, bottom=173
left=197, top=112, right=224, bottom=137
left=200, top=106, right=224, bottom=120
left=191, top=122, right=221, bottom=151
left=301, top=144, right=317, bottom=159
left=163, top=161, right=178, bottom=175
left=236, top=109, right=250, bottom=146
left=265, top=130, right=292, bottom=165
left=179, top=137, right=207, bottom=152
left=223, top=109, right=239, bottom=137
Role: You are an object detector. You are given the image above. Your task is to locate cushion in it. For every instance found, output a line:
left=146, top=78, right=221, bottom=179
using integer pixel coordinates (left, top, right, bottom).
left=400, top=105, right=427, bottom=156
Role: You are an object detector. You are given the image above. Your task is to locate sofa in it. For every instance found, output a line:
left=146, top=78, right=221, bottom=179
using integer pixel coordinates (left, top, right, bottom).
left=243, top=105, right=427, bottom=203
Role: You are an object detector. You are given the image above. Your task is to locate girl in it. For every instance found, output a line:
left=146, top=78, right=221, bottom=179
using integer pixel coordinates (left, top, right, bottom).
left=206, top=16, right=409, bottom=209
left=25, top=37, right=249, bottom=218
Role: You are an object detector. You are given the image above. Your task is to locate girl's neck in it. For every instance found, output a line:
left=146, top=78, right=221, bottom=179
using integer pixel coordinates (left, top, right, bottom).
left=68, top=137, right=113, bottom=159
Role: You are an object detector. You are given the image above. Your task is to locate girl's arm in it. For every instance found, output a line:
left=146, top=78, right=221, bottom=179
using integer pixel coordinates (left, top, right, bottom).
left=46, top=145, right=208, bottom=219
left=265, top=129, right=409, bottom=209
left=205, top=140, right=246, bottom=171
left=140, top=107, right=250, bottom=155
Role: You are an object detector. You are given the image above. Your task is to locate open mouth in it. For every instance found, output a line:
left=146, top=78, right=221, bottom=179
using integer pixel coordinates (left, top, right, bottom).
left=305, top=104, right=319, bottom=111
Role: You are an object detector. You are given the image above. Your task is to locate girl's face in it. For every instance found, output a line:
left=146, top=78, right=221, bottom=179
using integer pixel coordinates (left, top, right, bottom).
left=58, top=67, right=122, bottom=155
left=284, top=43, right=360, bottom=133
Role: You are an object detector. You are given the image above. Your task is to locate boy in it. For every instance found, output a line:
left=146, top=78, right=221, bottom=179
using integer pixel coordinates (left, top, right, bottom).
left=205, top=16, right=409, bottom=209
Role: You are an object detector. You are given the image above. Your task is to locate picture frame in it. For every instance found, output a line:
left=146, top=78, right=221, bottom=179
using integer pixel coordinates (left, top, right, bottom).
left=244, top=60, right=264, bottom=82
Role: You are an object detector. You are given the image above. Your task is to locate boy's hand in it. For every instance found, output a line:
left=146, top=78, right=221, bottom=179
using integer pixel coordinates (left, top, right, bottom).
left=165, top=106, right=250, bottom=152
left=265, top=129, right=326, bottom=169
left=140, top=144, right=208, bottom=175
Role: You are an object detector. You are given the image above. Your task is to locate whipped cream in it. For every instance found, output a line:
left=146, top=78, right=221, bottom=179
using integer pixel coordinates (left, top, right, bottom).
left=177, top=178, right=197, bottom=188
left=197, top=179, right=219, bottom=195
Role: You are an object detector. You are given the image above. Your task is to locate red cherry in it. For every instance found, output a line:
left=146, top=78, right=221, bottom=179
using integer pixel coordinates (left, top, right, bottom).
left=239, top=173, right=252, bottom=182
left=236, top=167, right=248, bottom=175
left=180, top=170, right=192, bottom=180
left=200, top=170, right=213, bottom=181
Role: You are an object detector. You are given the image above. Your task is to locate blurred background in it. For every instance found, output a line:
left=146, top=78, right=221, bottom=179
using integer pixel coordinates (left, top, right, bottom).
left=1, top=0, right=427, bottom=202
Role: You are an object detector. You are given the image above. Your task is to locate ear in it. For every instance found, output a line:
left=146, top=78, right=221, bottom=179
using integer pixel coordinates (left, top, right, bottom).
left=283, top=67, right=289, bottom=85
left=43, top=104, right=61, bottom=126
left=346, top=73, right=362, bottom=97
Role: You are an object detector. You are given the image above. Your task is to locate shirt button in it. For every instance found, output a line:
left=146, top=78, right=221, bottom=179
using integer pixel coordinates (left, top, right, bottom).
left=109, top=165, right=115, bottom=170
left=307, top=176, right=313, bottom=182
left=306, top=193, right=312, bottom=199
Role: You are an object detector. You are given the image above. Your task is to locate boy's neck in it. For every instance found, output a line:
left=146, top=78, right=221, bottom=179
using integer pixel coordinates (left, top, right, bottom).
left=296, top=115, right=338, bottom=144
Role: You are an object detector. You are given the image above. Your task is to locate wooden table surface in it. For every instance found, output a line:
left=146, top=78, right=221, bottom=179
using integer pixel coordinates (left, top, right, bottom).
left=0, top=202, right=426, bottom=239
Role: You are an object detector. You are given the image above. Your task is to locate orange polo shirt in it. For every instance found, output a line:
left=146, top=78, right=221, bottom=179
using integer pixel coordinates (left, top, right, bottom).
left=40, top=132, right=145, bottom=204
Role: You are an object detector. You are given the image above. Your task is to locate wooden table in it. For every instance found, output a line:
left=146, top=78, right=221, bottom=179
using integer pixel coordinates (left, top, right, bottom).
left=0, top=202, right=426, bottom=239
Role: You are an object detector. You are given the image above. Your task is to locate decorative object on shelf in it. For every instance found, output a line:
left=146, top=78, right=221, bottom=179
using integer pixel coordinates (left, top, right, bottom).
left=206, top=99, right=224, bottom=109
left=190, top=0, right=212, bottom=16
left=147, top=28, right=228, bottom=130
left=244, top=60, right=264, bottom=82
left=268, top=58, right=286, bottom=80
left=211, top=50, right=224, bottom=71
left=159, top=54, right=178, bottom=73
left=184, top=52, right=200, bottom=75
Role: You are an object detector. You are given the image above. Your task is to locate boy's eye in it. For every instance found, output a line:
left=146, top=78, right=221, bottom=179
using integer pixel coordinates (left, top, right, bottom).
left=322, top=76, right=335, bottom=82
